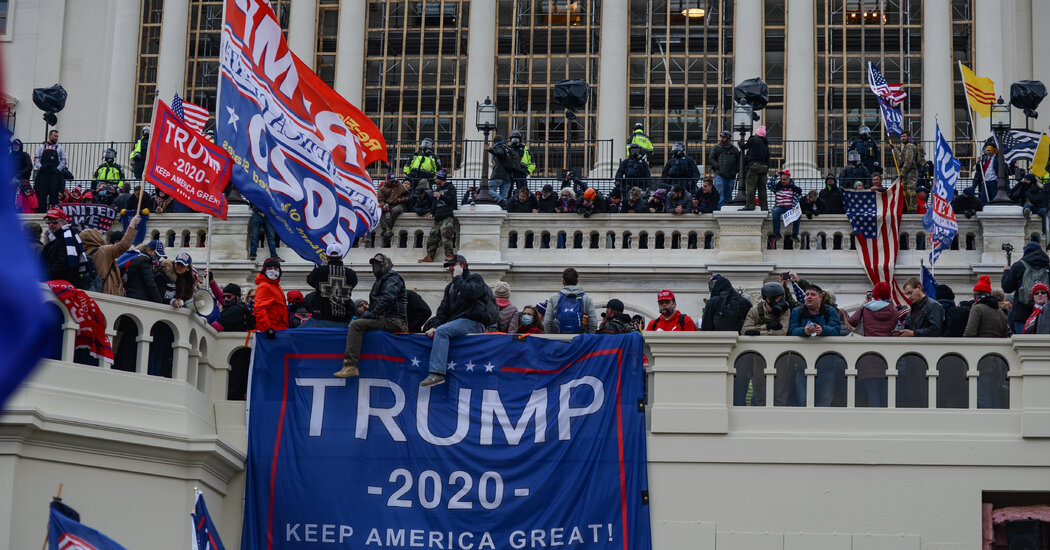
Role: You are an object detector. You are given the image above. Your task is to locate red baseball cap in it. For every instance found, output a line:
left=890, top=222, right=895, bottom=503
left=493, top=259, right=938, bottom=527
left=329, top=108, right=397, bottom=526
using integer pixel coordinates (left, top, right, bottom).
left=43, top=207, right=67, bottom=221
left=657, top=289, right=675, bottom=301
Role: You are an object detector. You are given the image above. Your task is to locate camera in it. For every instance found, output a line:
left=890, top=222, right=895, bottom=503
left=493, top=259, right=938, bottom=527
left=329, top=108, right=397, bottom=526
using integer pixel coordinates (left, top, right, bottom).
left=780, top=271, right=791, bottom=280
left=1002, top=243, right=1014, bottom=252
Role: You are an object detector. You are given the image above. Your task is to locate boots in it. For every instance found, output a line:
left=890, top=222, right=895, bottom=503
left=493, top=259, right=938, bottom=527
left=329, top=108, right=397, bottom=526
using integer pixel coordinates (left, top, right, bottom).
left=418, top=254, right=434, bottom=263
left=333, top=358, right=359, bottom=378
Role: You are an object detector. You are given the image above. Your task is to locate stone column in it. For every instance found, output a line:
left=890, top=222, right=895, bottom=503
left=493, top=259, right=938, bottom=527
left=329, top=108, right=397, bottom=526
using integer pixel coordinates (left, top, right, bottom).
left=154, top=0, right=190, bottom=101
left=1012, top=337, right=1050, bottom=437
left=922, top=0, right=953, bottom=142
left=782, top=0, right=818, bottom=178
left=452, top=205, right=508, bottom=265
left=977, top=206, right=1025, bottom=265
left=592, top=0, right=629, bottom=177
left=1033, top=1, right=1050, bottom=90
left=733, top=0, right=764, bottom=88
left=103, top=0, right=140, bottom=141
left=459, top=0, right=498, bottom=178
left=713, top=210, right=767, bottom=263
left=287, top=0, right=317, bottom=65
left=335, top=0, right=367, bottom=106
left=646, top=333, right=737, bottom=434
left=973, top=0, right=1005, bottom=143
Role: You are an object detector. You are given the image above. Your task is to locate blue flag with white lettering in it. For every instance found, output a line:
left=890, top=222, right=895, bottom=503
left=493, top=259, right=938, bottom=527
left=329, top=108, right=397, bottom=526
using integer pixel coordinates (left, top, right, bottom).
left=242, top=330, right=652, bottom=550
left=923, top=123, right=960, bottom=266
left=879, top=97, right=903, bottom=137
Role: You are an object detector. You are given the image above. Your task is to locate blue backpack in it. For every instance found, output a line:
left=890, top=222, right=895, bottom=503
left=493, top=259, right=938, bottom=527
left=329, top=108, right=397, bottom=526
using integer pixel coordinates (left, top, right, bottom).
left=554, top=292, right=585, bottom=333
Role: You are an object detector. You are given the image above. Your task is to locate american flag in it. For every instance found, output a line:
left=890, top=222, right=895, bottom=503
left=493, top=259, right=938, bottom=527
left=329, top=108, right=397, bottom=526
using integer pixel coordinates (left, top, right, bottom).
left=868, top=61, right=907, bottom=108
left=173, top=93, right=209, bottom=133
left=843, top=181, right=909, bottom=305
left=191, top=490, right=226, bottom=550
left=999, top=128, right=1041, bottom=164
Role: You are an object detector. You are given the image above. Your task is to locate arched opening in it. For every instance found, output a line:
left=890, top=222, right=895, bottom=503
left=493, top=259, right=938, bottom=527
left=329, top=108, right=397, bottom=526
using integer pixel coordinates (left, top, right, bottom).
left=733, top=352, right=767, bottom=407
left=525, top=231, right=536, bottom=249
left=899, top=232, right=909, bottom=250
left=799, top=232, right=810, bottom=250
left=654, top=232, right=665, bottom=249
left=148, top=321, right=176, bottom=378
left=965, top=233, right=976, bottom=251
left=181, top=230, right=191, bottom=247
left=671, top=231, right=681, bottom=249
left=849, top=234, right=857, bottom=250
left=817, top=232, right=827, bottom=250
left=112, top=314, right=141, bottom=372
left=915, top=232, right=926, bottom=251
left=774, top=352, right=806, bottom=407
left=977, top=353, right=1010, bottom=409
left=950, top=234, right=960, bottom=250
left=44, top=302, right=65, bottom=361
left=605, top=231, right=617, bottom=249
left=165, top=230, right=177, bottom=248
left=227, top=347, right=253, bottom=400
left=832, top=232, right=843, bottom=250
left=197, top=230, right=207, bottom=247
left=508, top=231, right=519, bottom=249
left=855, top=352, right=887, bottom=408
left=589, top=231, right=600, bottom=249
left=639, top=232, right=649, bottom=249
left=703, top=232, right=715, bottom=249
left=541, top=231, right=552, bottom=249
left=398, top=230, right=409, bottom=248
left=622, top=232, right=632, bottom=249
left=815, top=352, right=847, bottom=407
left=687, top=231, right=698, bottom=250
left=936, top=353, right=968, bottom=409
left=413, top=230, right=425, bottom=249
left=895, top=353, right=929, bottom=408
left=572, top=231, right=584, bottom=249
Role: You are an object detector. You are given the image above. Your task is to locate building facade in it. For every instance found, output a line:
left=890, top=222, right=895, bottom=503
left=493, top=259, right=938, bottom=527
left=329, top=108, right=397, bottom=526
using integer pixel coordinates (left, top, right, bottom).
left=2, top=0, right=1048, bottom=176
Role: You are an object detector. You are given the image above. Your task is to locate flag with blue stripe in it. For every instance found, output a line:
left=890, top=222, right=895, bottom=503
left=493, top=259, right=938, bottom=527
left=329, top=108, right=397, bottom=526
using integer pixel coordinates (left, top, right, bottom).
left=191, top=490, right=225, bottom=550
left=49, top=502, right=128, bottom=550
left=923, top=123, right=960, bottom=266
left=921, top=264, right=939, bottom=302
left=879, top=97, right=903, bottom=137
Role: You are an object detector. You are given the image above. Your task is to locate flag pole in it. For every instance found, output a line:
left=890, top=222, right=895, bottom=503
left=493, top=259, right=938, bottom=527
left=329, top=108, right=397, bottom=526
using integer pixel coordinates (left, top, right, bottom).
left=41, top=483, right=63, bottom=550
left=958, top=61, right=987, bottom=202
left=205, top=215, right=213, bottom=283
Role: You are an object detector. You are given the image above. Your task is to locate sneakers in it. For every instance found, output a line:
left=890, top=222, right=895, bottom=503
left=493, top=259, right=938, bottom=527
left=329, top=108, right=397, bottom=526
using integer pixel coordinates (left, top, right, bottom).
left=249, top=254, right=257, bottom=261
left=741, top=205, right=756, bottom=211
left=768, top=234, right=780, bottom=250
left=419, top=254, right=434, bottom=263
left=333, top=359, right=359, bottom=378
left=420, top=373, right=446, bottom=387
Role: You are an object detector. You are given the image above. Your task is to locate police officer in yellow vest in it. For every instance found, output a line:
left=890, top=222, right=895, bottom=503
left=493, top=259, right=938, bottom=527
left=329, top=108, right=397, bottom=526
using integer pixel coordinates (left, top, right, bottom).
left=93, top=148, right=126, bottom=192
left=403, top=138, right=443, bottom=187
left=130, top=126, right=149, bottom=179
left=626, top=122, right=654, bottom=163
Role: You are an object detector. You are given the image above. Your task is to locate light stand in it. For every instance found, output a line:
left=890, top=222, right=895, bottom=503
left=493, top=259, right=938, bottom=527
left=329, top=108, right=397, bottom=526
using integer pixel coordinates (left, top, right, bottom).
left=727, top=100, right=754, bottom=206
left=475, top=97, right=499, bottom=205
left=989, top=97, right=1014, bottom=204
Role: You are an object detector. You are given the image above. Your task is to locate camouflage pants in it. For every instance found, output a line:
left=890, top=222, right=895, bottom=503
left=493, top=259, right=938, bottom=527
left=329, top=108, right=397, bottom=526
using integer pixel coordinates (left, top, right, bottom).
left=901, top=173, right=917, bottom=213
left=426, top=217, right=456, bottom=257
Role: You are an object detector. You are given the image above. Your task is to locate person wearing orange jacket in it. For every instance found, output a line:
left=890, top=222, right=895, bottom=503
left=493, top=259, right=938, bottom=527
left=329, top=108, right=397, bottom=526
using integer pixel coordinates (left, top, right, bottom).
left=254, top=257, right=288, bottom=338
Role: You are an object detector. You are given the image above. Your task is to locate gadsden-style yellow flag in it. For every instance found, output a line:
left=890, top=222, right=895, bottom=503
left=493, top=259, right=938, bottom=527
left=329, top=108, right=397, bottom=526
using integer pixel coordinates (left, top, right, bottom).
left=959, top=62, right=996, bottom=118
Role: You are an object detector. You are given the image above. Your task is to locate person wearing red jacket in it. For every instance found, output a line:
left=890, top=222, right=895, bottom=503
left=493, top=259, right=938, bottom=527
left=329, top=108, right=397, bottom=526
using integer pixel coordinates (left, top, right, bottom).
left=254, top=257, right=288, bottom=338
left=645, top=289, right=697, bottom=331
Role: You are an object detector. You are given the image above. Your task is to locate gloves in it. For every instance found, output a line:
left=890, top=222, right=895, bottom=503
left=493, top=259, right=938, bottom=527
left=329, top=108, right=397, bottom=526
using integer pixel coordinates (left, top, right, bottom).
left=265, top=328, right=276, bottom=339
left=743, top=330, right=761, bottom=336
left=452, top=264, right=464, bottom=278
left=363, top=310, right=376, bottom=319
left=766, top=321, right=783, bottom=331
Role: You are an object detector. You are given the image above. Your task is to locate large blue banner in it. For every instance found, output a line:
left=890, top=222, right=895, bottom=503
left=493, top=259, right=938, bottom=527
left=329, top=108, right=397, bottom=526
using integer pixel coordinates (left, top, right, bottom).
left=243, top=330, right=651, bottom=550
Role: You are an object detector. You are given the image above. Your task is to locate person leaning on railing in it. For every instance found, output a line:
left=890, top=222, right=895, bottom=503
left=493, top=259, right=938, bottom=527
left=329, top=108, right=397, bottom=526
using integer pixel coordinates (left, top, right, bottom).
left=737, top=282, right=791, bottom=406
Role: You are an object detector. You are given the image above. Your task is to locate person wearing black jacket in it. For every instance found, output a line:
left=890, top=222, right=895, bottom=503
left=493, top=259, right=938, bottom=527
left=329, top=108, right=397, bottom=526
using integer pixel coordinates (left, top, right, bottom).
left=336, top=253, right=408, bottom=378
left=662, top=142, right=701, bottom=193
left=936, top=285, right=970, bottom=337
left=615, top=145, right=652, bottom=192
left=1002, top=241, right=1050, bottom=334
left=508, top=187, right=538, bottom=213
left=212, top=283, right=252, bottom=332
left=708, top=131, right=740, bottom=208
left=124, top=242, right=165, bottom=303
left=693, top=177, right=720, bottom=213
left=818, top=173, right=845, bottom=214
left=896, top=277, right=944, bottom=407
left=409, top=184, right=433, bottom=216
left=304, top=242, right=358, bottom=327
left=840, top=150, right=871, bottom=189
left=740, top=126, right=770, bottom=210
left=488, top=133, right=531, bottom=203
left=536, top=184, right=558, bottom=213
left=420, top=254, right=492, bottom=387
left=598, top=299, right=637, bottom=334
left=10, top=139, right=32, bottom=182
left=801, top=190, right=825, bottom=219
left=406, top=290, right=432, bottom=333
left=420, top=170, right=457, bottom=263
left=560, top=169, right=587, bottom=195
left=1012, top=174, right=1050, bottom=237
left=952, top=186, right=981, bottom=219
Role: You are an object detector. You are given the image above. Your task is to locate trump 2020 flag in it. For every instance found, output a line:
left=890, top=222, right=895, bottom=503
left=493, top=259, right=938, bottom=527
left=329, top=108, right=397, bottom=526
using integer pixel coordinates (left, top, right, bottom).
left=923, top=123, right=960, bottom=266
left=921, top=264, right=939, bottom=302
left=879, top=97, right=904, bottom=138
left=191, top=490, right=225, bottom=550
left=49, top=502, right=128, bottom=550
left=242, top=330, right=652, bottom=550
left=843, top=182, right=908, bottom=305
left=219, top=0, right=387, bottom=263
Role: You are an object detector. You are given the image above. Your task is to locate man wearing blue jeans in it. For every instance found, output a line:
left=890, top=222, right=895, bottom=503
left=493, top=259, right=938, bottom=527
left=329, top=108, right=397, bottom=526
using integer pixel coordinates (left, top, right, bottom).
left=787, top=284, right=842, bottom=406
left=421, top=254, right=493, bottom=387
left=249, top=204, right=279, bottom=261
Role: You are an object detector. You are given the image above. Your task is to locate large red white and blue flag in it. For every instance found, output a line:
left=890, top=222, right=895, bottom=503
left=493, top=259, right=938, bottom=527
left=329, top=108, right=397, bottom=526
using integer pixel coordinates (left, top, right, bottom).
left=843, top=182, right=908, bottom=305
left=868, top=61, right=908, bottom=108
left=218, top=0, right=388, bottom=263
left=48, top=503, right=128, bottom=550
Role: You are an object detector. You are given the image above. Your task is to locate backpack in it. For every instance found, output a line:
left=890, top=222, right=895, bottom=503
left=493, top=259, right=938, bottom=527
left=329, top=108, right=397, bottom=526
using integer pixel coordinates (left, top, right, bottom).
left=482, top=284, right=500, bottom=329
left=79, top=249, right=104, bottom=292
left=713, top=292, right=752, bottom=332
left=553, top=292, right=586, bottom=333
left=1018, top=260, right=1050, bottom=305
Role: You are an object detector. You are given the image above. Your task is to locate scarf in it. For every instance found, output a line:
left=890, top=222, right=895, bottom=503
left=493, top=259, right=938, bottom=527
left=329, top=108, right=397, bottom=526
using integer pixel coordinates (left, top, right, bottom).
left=48, top=224, right=88, bottom=274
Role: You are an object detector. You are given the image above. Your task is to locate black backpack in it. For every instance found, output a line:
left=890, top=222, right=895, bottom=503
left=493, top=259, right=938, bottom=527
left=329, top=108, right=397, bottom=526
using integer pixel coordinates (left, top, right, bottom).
left=79, top=249, right=104, bottom=292
left=713, top=292, right=752, bottom=332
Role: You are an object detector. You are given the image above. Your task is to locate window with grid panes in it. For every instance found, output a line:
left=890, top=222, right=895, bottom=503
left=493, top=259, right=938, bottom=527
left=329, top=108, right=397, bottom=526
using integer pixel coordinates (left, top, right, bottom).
left=495, top=0, right=601, bottom=176
left=364, top=1, right=469, bottom=174
left=315, top=0, right=339, bottom=88
left=185, top=0, right=291, bottom=126
left=134, top=0, right=164, bottom=130
left=815, top=0, right=923, bottom=170
left=950, top=0, right=976, bottom=171
left=628, top=0, right=734, bottom=176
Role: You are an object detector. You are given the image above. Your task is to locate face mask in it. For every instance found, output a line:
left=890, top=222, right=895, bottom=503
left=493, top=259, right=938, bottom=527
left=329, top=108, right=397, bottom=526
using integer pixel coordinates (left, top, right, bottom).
left=372, top=263, right=384, bottom=277
left=521, top=314, right=533, bottom=326
left=659, top=306, right=674, bottom=317
left=265, top=269, right=280, bottom=280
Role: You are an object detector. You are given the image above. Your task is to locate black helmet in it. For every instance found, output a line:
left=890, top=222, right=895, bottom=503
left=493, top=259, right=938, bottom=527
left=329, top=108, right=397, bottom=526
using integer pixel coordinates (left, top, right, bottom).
left=633, top=122, right=644, bottom=131
left=421, top=138, right=434, bottom=150
left=509, top=130, right=523, bottom=140
left=761, top=282, right=786, bottom=300
left=671, top=142, right=684, bottom=153
left=103, top=148, right=116, bottom=161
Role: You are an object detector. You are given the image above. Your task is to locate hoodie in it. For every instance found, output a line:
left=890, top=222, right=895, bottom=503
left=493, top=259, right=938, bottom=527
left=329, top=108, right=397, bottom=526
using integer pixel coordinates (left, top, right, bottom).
left=963, top=294, right=1009, bottom=337
left=543, top=284, right=597, bottom=334
left=848, top=300, right=897, bottom=337
left=254, top=270, right=289, bottom=332
left=1002, top=242, right=1050, bottom=323
left=80, top=225, right=138, bottom=296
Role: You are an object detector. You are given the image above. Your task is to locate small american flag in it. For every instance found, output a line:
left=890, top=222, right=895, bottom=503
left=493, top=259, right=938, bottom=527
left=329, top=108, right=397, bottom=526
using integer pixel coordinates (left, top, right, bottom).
left=843, top=181, right=909, bottom=304
left=999, top=128, right=1041, bottom=164
left=173, top=93, right=209, bottom=133
left=868, top=61, right=907, bottom=108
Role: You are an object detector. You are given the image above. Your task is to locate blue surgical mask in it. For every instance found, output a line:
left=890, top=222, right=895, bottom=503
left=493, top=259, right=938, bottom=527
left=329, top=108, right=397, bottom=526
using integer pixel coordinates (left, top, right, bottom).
left=521, top=314, right=533, bottom=326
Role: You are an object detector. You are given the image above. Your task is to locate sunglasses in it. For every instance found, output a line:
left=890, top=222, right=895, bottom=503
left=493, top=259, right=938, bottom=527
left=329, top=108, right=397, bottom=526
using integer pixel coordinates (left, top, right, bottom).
left=222, top=294, right=236, bottom=300
left=45, top=219, right=61, bottom=224
left=1036, top=290, right=1048, bottom=296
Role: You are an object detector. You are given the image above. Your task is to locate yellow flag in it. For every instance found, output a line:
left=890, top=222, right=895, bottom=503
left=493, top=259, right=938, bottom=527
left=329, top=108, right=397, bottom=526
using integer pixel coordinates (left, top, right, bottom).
left=959, top=62, right=996, bottom=117
left=1032, top=134, right=1050, bottom=179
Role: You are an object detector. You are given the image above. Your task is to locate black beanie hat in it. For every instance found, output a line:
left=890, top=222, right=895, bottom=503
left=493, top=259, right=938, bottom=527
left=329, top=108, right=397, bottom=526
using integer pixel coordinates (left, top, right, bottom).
left=935, top=284, right=955, bottom=301
left=223, top=283, right=242, bottom=297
